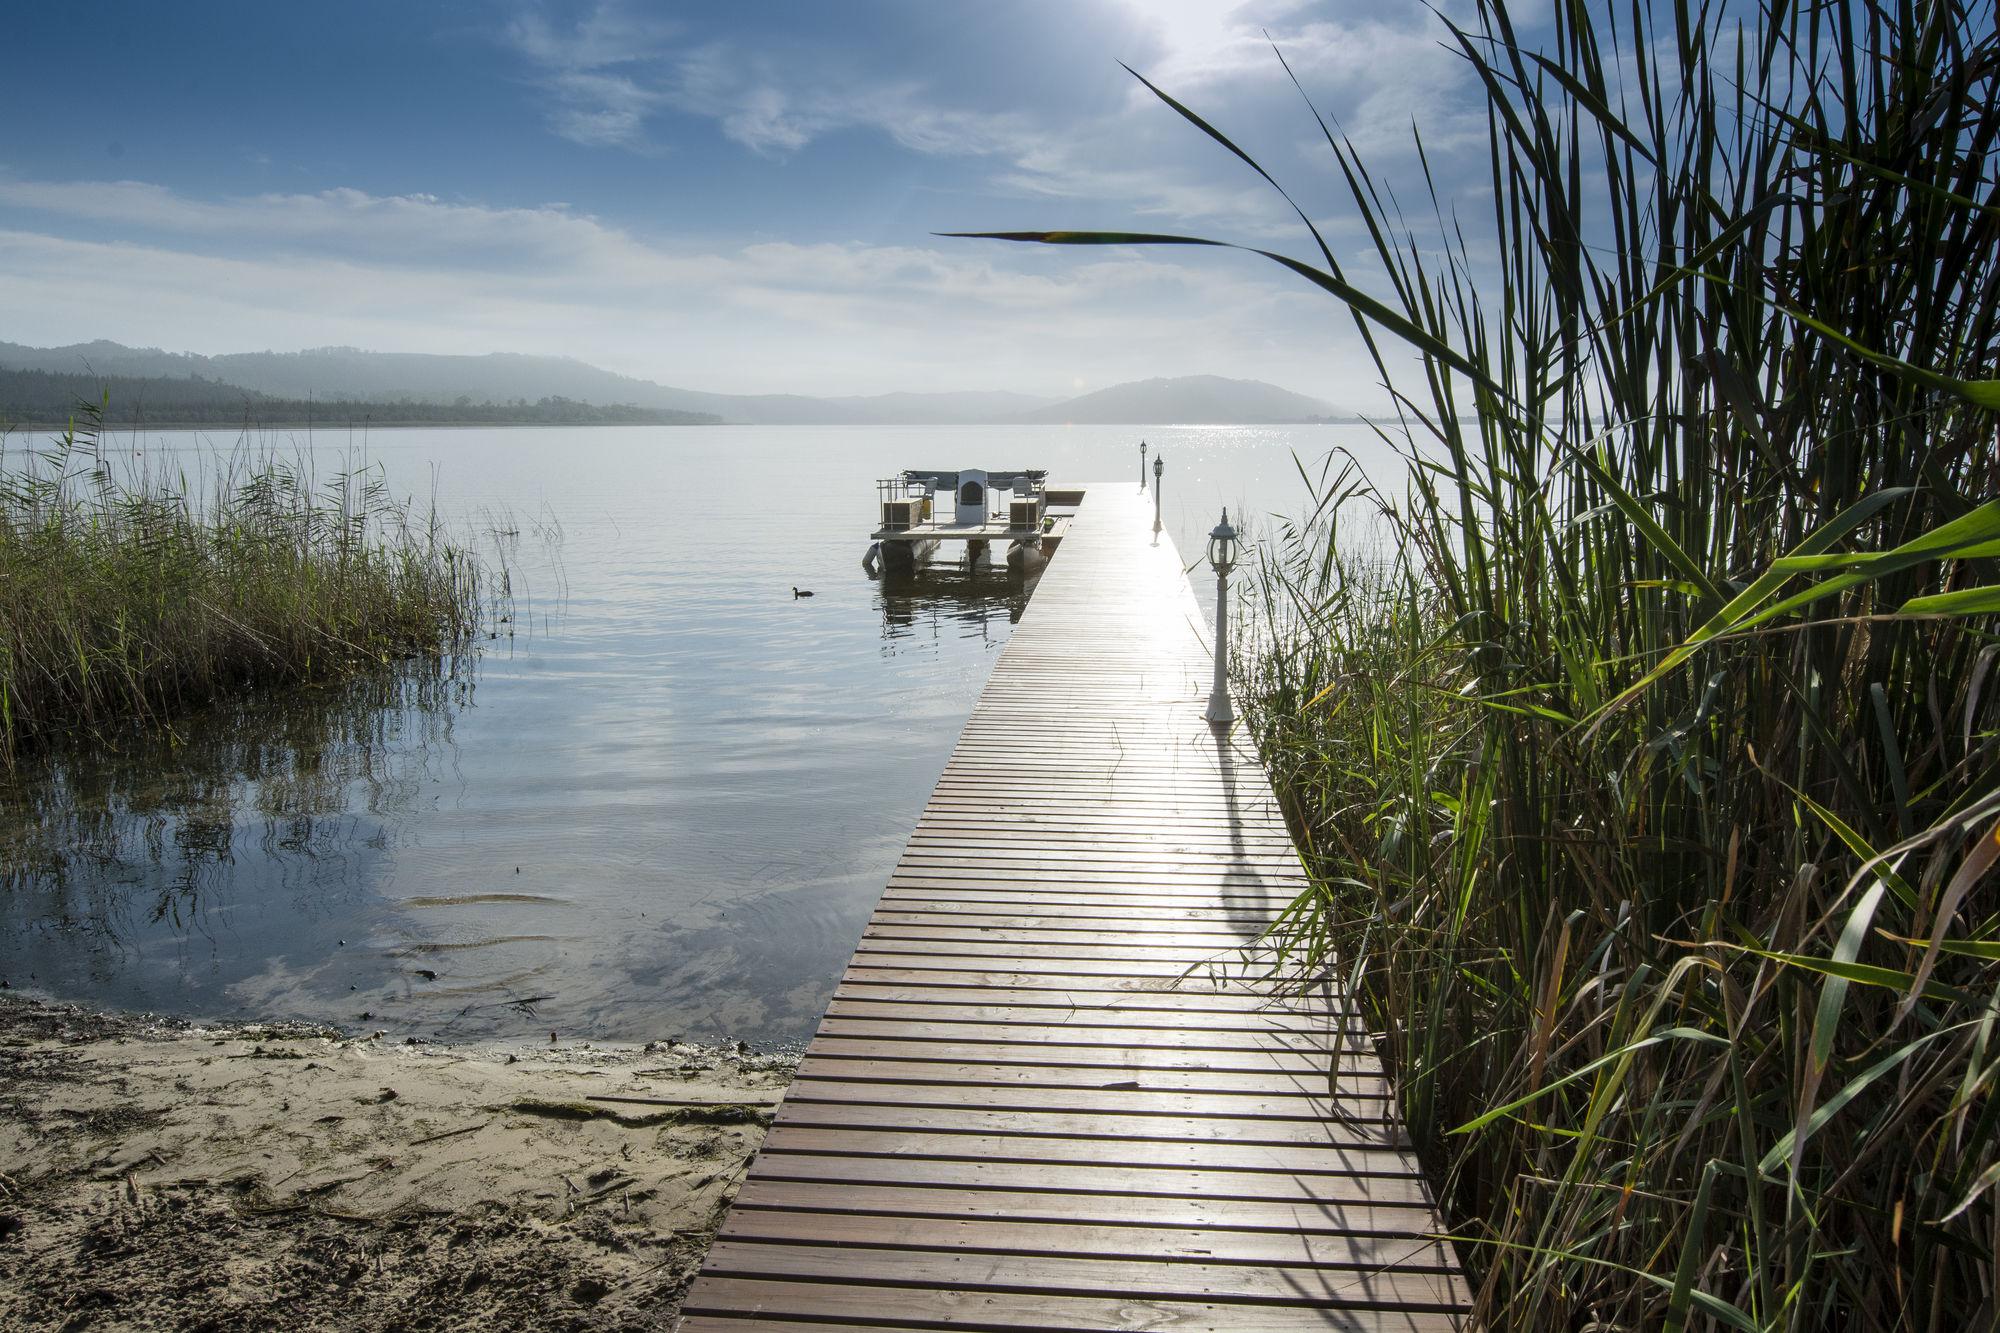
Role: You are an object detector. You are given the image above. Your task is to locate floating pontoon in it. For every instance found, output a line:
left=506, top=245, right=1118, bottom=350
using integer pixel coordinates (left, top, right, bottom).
left=864, top=469, right=1075, bottom=576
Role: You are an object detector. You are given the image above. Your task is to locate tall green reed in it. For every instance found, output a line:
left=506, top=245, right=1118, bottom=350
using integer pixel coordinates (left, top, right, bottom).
left=0, top=398, right=491, bottom=764
left=962, top=0, right=2000, bottom=1325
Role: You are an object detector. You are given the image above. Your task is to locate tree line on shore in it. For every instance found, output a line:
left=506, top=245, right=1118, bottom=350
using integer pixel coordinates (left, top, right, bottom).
left=0, top=367, right=721, bottom=428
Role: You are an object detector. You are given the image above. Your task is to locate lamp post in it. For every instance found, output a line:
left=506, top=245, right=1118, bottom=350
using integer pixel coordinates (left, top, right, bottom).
left=1152, top=454, right=1164, bottom=536
left=1204, top=509, right=1238, bottom=726
left=1139, top=439, right=1148, bottom=490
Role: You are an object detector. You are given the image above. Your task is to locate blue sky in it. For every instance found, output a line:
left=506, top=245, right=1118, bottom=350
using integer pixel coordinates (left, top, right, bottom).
left=0, top=1, right=1487, bottom=404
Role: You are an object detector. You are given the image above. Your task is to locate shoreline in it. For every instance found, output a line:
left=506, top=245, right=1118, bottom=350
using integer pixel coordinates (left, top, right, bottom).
left=2, top=419, right=727, bottom=433
left=4, top=417, right=1363, bottom=433
left=0, top=994, right=796, bottom=1329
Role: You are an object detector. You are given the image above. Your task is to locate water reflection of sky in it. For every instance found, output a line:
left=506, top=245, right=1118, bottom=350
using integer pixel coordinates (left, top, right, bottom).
left=0, top=424, right=1394, bottom=1045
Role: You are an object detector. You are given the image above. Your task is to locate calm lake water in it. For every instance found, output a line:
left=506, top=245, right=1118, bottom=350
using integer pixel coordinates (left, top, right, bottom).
left=1, top=424, right=1397, bottom=1046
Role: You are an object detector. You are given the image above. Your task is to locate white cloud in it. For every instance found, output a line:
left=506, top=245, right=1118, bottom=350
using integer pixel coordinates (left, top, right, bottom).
left=0, top=177, right=1378, bottom=404
left=502, top=11, right=1039, bottom=162
left=0, top=175, right=629, bottom=268
left=501, top=4, right=680, bottom=149
left=493, top=0, right=1485, bottom=236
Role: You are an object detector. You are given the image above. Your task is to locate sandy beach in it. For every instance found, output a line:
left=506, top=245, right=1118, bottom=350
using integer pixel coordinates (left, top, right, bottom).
left=0, top=996, right=796, bottom=1330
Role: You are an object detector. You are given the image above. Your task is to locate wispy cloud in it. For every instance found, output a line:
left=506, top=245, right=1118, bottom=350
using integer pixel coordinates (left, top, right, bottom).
left=492, top=0, right=1485, bottom=260
left=0, top=174, right=625, bottom=268
left=498, top=0, right=1052, bottom=163
left=670, top=43, right=1034, bottom=159
left=500, top=2, right=1031, bottom=159
left=0, top=175, right=1364, bottom=401
left=502, top=3, right=680, bottom=149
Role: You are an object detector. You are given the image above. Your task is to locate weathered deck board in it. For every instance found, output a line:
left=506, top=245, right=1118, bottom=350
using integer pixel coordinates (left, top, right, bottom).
left=682, top=485, right=1470, bottom=1331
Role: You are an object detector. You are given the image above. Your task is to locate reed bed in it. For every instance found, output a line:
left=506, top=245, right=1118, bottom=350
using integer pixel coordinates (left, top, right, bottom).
left=0, top=400, right=487, bottom=764
left=965, top=0, right=2000, bottom=1325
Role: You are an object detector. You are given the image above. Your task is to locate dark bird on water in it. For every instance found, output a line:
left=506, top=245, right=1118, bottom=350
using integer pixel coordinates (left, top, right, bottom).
left=793, top=586, right=815, bottom=598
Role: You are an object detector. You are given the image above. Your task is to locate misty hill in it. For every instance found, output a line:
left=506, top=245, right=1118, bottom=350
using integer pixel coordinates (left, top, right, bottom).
left=0, top=368, right=720, bottom=428
left=0, top=341, right=715, bottom=412
left=0, top=342, right=1057, bottom=426
left=1020, top=375, right=1336, bottom=425
left=0, top=342, right=1340, bottom=425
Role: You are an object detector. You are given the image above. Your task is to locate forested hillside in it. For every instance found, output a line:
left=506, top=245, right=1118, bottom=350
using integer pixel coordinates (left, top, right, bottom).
left=0, top=368, right=721, bottom=428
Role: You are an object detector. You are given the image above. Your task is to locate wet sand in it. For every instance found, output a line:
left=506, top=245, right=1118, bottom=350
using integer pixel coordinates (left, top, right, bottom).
left=0, top=996, right=796, bottom=1330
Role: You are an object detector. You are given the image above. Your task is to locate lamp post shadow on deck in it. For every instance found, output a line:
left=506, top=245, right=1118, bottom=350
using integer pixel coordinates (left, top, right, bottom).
left=1204, top=508, right=1238, bottom=728
left=1151, top=454, right=1164, bottom=541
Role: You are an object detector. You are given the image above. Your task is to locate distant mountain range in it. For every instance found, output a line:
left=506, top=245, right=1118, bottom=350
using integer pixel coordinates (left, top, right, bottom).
left=0, top=367, right=721, bottom=429
left=0, top=340, right=1346, bottom=426
left=1017, top=375, right=1333, bottom=425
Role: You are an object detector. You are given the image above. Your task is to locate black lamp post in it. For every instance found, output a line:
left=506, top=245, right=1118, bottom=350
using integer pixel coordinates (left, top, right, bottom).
left=1152, top=454, right=1164, bottom=535
left=1204, top=508, right=1239, bottom=725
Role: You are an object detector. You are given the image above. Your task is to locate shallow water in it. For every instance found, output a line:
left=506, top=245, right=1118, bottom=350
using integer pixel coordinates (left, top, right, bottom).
left=1, top=423, right=1397, bottom=1044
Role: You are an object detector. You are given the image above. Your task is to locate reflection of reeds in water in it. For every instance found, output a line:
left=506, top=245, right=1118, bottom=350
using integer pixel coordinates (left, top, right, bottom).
left=0, top=653, right=468, bottom=932
left=0, top=397, right=493, bottom=764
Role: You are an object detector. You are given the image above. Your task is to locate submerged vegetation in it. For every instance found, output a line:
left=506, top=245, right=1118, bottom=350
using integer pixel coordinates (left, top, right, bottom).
left=0, top=398, right=490, bottom=765
left=971, top=0, right=2000, bottom=1325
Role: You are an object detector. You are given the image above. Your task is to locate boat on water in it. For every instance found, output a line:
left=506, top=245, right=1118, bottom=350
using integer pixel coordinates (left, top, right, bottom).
left=863, top=469, right=1073, bottom=577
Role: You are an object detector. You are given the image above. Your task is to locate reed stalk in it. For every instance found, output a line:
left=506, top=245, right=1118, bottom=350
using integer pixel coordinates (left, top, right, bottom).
left=0, top=398, right=489, bottom=764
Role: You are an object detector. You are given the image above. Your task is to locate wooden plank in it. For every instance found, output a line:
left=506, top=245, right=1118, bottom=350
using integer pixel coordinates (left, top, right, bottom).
left=872, top=901, right=1279, bottom=925
left=866, top=906, right=1295, bottom=924
left=837, top=968, right=1308, bottom=995
left=682, top=1280, right=1465, bottom=1330
left=822, top=998, right=1363, bottom=1028
left=783, top=1082, right=1399, bottom=1124
left=862, top=923, right=1276, bottom=946
left=892, top=854, right=1307, bottom=876
left=878, top=885, right=1293, bottom=904
left=845, top=950, right=1277, bottom=976
left=899, top=841, right=1287, bottom=860
left=719, top=1210, right=1457, bottom=1273
left=878, top=884, right=1307, bottom=904
left=775, top=1097, right=1404, bottom=1141
left=757, top=1127, right=1419, bottom=1173
left=688, top=484, right=1468, bottom=1328
left=740, top=1154, right=1431, bottom=1204
left=887, top=865, right=1297, bottom=883
left=806, top=1037, right=1380, bottom=1074
left=853, top=938, right=1272, bottom=961
left=793, top=1057, right=1391, bottom=1099
left=864, top=925, right=1262, bottom=946
left=856, top=940, right=1267, bottom=960
left=731, top=1179, right=1443, bottom=1232
left=698, top=1242, right=1467, bottom=1308
left=903, top=837, right=1299, bottom=856
left=877, top=889, right=1285, bottom=909
left=836, top=966, right=1326, bottom=991
left=899, top=843, right=1300, bottom=861
left=916, top=799, right=1288, bottom=813
left=814, top=1018, right=1371, bottom=1052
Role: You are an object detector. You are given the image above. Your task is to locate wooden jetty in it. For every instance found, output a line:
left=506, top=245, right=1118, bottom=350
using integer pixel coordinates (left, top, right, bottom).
left=682, top=484, right=1472, bottom=1331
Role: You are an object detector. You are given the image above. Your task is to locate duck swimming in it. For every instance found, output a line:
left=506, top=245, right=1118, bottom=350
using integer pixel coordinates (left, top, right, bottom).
left=793, top=586, right=815, bottom=598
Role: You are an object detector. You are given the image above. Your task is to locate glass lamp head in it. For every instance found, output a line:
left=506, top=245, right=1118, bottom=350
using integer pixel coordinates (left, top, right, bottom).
left=1207, top=508, right=1238, bottom=572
